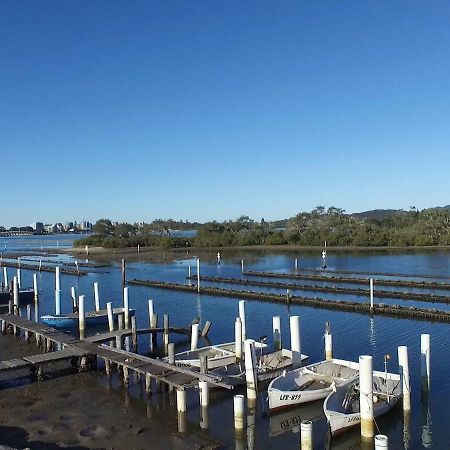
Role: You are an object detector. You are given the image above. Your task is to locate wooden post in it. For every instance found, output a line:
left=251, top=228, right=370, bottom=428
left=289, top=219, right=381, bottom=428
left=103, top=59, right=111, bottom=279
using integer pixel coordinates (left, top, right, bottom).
left=70, top=286, right=77, bottom=311
left=398, top=346, right=411, bottom=411
left=94, top=282, right=100, bottom=311
left=188, top=265, right=191, bottom=286
left=421, top=334, right=431, bottom=393
left=17, top=268, right=21, bottom=288
left=295, top=258, right=298, bottom=271
left=25, top=305, right=32, bottom=341
left=2, top=267, right=7, bottom=286
left=33, top=273, right=38, bottom=299
left=55, top=289, right=61, bottom=316
left=196, top=258, right=200, bottom=293
left=199, top=380, right=209, bottom=408
left=272, top=316, right=281, bottom=351
left=123, top=287, right=129, bottom=328
left=78, top=295, right=86, bottom=340
left=360, top=355, right=374, bottom=439
left=233, top=394, right=245, bottom=432
left=121, top=259, right=126, bottom=284
left=200, top=354, right=208, bottom=374
left=131, top=315, right=137, bottom=351
left=244, top=339, right=257, bottom=407
left=116, top=314, right=123, bottom=349
left=201, top=321, right=212, bottom=337
left=241, top=259, right=244, bottom=273
left=301, top=420, right=313, bottom=450
left=168, top=343, right=175, bottom=364
left=235, top=317, right=242, bottom=361
left=55, top=266, right=61, bottom=291
left=325, top=321, right=333, bottom=361
left=145, top=373, right=152, bottom=395
left=370, top=279, right=374, bottom=312
left=13, top=276, right=19, bottom=315
left=290, top=315, right=302, bottom=368
left=176, top=389, right=187, bottom=433
left=191, top=323, right=199, bottom=351
left=163, top=314, right=169, bottom=347
left=107, top=301, right=114, bottom=346
left=238, top=300, right=246, bottom=341
left=374, top=435, right=389, bottom=449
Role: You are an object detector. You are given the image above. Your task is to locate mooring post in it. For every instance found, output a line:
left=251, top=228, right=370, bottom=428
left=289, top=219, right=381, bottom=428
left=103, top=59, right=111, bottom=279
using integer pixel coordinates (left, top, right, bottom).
left=55, top=266, right=61, bottom=291
left=145, top=373, right=152, bottom=395
left=8, top=300, right=13, bottom=315
left=325, top=321, right=333, bottom=361
left=238, top=300, right=246, bottom=341
left=78, top=295, right=86, bottom=340
left=374, top=435, right=389, bottom=449
left=55, top=266, right=61, bottom=316
left=421, top=334, right=431, bottom=394
left=191, top=323, right=199, bottom=351
left=123, top=366, right=129, bottom=387
left=200, top=354, right=208, bottom=374
left=241, top=259, right=244, bottom=273
left=360, top=355, right=374, bottom=440
left=137, top=244, right=140, bottom=254
left=121, top=259, right=126, bottom=284
left=235, top=317, right=242, bottom=362
left=272, top=316, right=281, bottom=351
left=244, top=339, right=257, bottom=407
left=163, top=314, right=169, bottom=347
left=196, top=258, right=200, bottom=293
left=148, top=299, right=157, bottom=350
left=398, top=346, right=411, bottom=411
left=107, top=301, right=114, bottom=345
left=300, top=420, right=313, bottom=450
left=105, top=359, right=111, bottom=376
left=3, top=267, right=8, bottom=287
left=123, top=287, right=129, bottom=329
left=199, top=380, right=209, bottom=407
left=176, top=388, right=187, bottom=433
left=290, top=315, right=302, bottom=368
left=188, top=265, right=191, bottom=286
left=370, top=278, right=374, bottom=312
left=70, top=286, right=77, bottom=311
left=295, top=258, right=298, bottom=271
left=201, top=321, right=212, bottom=337
left=168, top=343, right=175, bottom=364
left=25, top=305, right=32, bottom=341
left=17, top=268, right=21, bottom=288
left=116, top=314, right=123, bottom=349
left=94, top=282, right=100, bottom=311
left=233, top=394, right=245, bottom=433
left=131, top=315, right=138, bottom=351
left=13, top=276, right=19, bottom=316
left=33, top=273, right=38, bottom=300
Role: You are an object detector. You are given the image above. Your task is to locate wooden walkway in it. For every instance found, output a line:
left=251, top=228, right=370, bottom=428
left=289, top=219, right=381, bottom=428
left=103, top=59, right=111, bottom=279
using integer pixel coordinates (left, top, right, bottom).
left=0, top=314, right=232, bottom=391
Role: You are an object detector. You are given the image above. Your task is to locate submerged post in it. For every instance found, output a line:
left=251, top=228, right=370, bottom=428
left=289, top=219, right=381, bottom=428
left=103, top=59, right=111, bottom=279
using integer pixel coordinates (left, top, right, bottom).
left=272, top=316, right=281, bottom=351
left=239, top=300, right=247, bottom=341
left=325, top=321, right=333, bottom=361
left=244, top=339, right=257, bottom=407
left=123, top=287, right=129, bottom=329
left=398, top=346, right=411, bottom=411
left=94, top=282, right=100, bottom=311
left=359, top=355, right=374, bottom=439
left=290, top=315, right=302, bottom=368
left=374, top=435, right=389, bottom=450
left=421, top=334, right=431, bottom=393
left=191, top=323, right=199, bottom=351
left=196, top=258, right=200, bottom=293
left=78, top=295, right=86, bottom=340
left=300, top=420, right=313, bottom=450
left=235, top=317, right=242, bottom=361
left=370, top=279, right=374, bottom=311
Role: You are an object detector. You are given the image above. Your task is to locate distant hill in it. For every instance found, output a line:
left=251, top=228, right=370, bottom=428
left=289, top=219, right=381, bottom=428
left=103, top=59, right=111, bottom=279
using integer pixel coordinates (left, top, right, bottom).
left=350, top=209, right=405, bottom=220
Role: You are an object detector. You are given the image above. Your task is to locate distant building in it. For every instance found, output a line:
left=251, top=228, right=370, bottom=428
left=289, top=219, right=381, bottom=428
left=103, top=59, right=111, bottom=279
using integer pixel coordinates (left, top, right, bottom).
left=31, top=222, right=44, bottom=232
left=44, top=224, right=53, bottom=233
left=80, top=221, right=92, bottom=231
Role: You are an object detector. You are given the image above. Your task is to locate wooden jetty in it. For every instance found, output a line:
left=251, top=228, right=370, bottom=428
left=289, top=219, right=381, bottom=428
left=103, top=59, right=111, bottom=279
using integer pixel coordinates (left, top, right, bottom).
left=243, top=270, right=450, bottom=290
left=0, top=261, right=88, bottom=276
left=187, top=275, right=450, bottom=304
left=0, top=313, right=232, bottom=392
left=129, top=279, right=450, bottom=323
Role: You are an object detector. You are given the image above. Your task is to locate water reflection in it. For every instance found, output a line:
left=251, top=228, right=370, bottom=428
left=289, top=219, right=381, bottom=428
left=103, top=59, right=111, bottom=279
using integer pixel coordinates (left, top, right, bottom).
left=421, top=397, right=432, bottom=448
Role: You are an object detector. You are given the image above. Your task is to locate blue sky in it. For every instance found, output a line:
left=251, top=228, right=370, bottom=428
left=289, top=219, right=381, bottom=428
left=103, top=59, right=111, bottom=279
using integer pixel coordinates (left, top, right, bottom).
left=1, top=1, right=450, bottom=227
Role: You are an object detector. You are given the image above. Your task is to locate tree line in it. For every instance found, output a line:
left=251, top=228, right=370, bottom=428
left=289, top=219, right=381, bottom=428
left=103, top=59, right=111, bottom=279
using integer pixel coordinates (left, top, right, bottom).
left=74, top=206, right=450, bottom=249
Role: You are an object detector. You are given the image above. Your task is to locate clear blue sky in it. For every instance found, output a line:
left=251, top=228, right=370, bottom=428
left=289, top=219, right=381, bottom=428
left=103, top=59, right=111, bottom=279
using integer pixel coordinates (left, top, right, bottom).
left=1, top=1, right=450, bottom=227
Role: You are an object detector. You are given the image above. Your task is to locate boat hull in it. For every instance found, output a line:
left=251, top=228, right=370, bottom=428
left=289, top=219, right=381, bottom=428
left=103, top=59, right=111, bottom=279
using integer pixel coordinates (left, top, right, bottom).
left=41, top=309, right=136, bottom=328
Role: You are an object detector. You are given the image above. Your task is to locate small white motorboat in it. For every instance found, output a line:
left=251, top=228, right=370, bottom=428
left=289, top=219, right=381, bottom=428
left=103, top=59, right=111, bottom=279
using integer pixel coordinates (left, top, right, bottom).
left=168, top=340, right=267, bottom=370
left=323, top=369, right=401, bottom=436
left=268, top=359, right=360, bottom=412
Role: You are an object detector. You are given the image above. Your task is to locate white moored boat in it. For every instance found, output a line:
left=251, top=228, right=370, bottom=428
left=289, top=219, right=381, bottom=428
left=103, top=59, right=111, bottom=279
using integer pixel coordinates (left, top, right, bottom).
left=167, top=340, right=266, bottom=370
left=323, top=369, right=401, bottom=436
left=268, top=359, right=360, bottom=412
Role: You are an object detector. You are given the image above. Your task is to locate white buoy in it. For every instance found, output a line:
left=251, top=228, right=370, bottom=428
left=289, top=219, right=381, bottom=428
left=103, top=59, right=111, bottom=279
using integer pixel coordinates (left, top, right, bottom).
left=398, top=346, right=411, bottom=410
left=78, top=295, right=86, bottom=339
left=370, top=279, right=374, bottom=310
left=359, top=355, right=374, bottom=439
left=191, top=323, right=199, bottom=351
left=235, top=317, right=243, bottom=361
left=3, top=267, right=7, bottom=286
left=374, top=434, right=389, bottom=449
left=33, top=274, right=38, bottom=299
left=55, top=266, right=61, bottom=291
left=272, top=316, right=281, bottom=351
left=123, top=287, right=129, bottom=329
left=17, top=269, right=21, bottom=288
left=197, top=258, right=200, bottom=293
left=244, top=339, right=257, bottom=405
left=55, top=289, right=61, bottom=315
left=239, top=300, right=246, bottom=341
left=421, top=334, right=431, bottom=392
left=301, top=420, right=313, bottom=450
left=233, top=395, right=245, bottom=431
left=325, top=323, right=333, bottom=361
left=199, top=380, right=209, bottom=406
left=13, top=276, right=19, bottom=315
left=107, top=302, right=114, bottom=333
left=94, top=282, right=100, bottom=311
left=290, top=315, right=302, bottom=368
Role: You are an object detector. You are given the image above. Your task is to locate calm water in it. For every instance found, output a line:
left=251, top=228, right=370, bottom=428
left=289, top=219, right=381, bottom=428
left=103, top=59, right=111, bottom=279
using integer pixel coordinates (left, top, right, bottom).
left=4, top=239, right=450, bottom=449
left=0, top=234, right=86, bottom=252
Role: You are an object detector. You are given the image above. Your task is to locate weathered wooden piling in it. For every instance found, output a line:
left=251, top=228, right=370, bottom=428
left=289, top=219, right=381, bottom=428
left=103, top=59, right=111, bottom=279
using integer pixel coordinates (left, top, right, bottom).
left=123, top=287, right=129, bottom=329
left=78, top=295, right=86, bottom=339
left=191, top=323, right=199, bottom=351
left=398, top=346, right=411, bottom=410
left=25, top=305, right=31, bottom=341
left=201, top=321, right=212, bottom=337
left=235, top=317, right=242, bottom=361
left=106, top=302, right=114, bottom=347
left=116, top=314, right=123, bottom=349
left=233, top=394, right=245, bottom=432
left=131, top=315, right=137, bottom=351
left=421, top=334, right=431, bottom=393
left=244, top=339, right=257, bottom=406
left=239, top=300, right=247, bottom=341
left=70, top=286, right=77, bottom=311
left=17, top=268, right=21, bottom=288
left=163, top=314, right=169, bottom=347
left=290, top=315, right=302, bottom=368
left=272, top=316, right=281, bottom=351
left=374, top=435, right=389, bottom=449
left=176, top=389, right=187, bottom=433
left=33, top=274, right=38, bottom=299
left=360, top=355, right=374, bottom=439
left=3, top=267, right=8, bottom=286
left=168, top=343, right=175, bottom=364
left=94, top=282, right=100, bottom=311
left=300, top=420, right=313, bottom=450
left=200, top=354, right=208, bottom=374
left=325, top=322, right=333, bottom=360
left=13, top=276, right=19, bottom=315
left=121, top=259, right=126, bottom=284
left=199, top=380, right=209, bottom=407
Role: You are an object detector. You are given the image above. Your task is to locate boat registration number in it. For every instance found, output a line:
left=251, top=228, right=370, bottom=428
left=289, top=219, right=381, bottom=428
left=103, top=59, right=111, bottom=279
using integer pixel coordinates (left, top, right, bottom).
left=279, top=394, right=302, bottom=401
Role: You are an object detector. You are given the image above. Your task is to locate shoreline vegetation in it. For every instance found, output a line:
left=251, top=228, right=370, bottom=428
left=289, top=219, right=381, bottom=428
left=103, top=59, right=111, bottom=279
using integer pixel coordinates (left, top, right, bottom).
left=73, top=206, right=450, bottom=252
